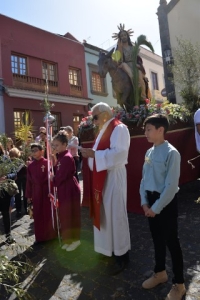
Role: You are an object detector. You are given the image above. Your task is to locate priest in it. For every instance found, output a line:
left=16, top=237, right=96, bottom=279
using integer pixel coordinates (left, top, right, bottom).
left=80, top=102, right=131, bottom=275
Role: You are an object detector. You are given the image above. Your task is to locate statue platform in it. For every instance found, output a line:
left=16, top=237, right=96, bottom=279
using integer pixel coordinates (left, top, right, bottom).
left=80, top=123, right=200, bottom=213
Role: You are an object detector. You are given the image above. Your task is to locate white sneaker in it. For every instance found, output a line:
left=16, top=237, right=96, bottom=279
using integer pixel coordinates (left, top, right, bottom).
left=66, top=240, right=81, bottom=251
left=61, top=244, right=69, bottom=250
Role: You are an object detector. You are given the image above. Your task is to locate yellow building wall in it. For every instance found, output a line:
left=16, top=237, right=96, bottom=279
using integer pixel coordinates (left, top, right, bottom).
left=140, top=47, right=166, bottom=102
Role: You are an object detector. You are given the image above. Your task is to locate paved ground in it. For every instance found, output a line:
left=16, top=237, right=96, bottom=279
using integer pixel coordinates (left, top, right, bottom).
left=0, top=177, right=200, bottom=300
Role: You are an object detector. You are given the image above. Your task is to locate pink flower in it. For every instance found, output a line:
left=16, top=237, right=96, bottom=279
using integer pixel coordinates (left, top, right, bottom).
left=145, top=99, right=150, bottom=104
left=88, top=111, right=92, bottom=115
left=135, top=114, right=140, bottom=118
left=82, top=118, right=86, bottom=122
left=134, top=106, right=139, bottom=109
left=157, top=103, right=161, bottom=108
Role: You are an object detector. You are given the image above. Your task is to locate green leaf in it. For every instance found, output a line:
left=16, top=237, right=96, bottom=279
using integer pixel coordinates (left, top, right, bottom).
left=112, top=50, right=122, bottom=62
left=136, top=35, right=154, bottom=53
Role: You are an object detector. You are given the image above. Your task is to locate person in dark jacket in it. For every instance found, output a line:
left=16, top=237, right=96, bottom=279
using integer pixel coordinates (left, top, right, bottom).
left=0, top=144, right=16, bottom=244
left=9, top=148, right=28, bottom=218
left=0, top=184, right=16, bottom=244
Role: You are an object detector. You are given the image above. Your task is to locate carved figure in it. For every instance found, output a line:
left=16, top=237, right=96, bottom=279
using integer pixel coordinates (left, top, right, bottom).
left=98, top=24, right=154, bottom=110
left=98, top=48, right=133, bottom=111
left=112, top=24, right=154, bottom=99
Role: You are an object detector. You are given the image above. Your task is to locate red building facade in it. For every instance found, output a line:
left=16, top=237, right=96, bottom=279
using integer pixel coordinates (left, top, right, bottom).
left=0, top=14, right=91, bottom=137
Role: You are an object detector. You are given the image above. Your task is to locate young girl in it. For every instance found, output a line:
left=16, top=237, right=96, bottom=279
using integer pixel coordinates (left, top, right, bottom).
left=65, top=126, right=80, bottom=182
left=51, top=131, right=81, bottom=251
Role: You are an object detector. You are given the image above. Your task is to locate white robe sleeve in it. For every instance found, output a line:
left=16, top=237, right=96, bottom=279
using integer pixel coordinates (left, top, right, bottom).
left=94, top=124, right=130, bottom=172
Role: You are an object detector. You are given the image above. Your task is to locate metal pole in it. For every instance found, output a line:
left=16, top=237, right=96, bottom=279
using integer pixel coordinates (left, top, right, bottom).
left=42, top=71, right=62, bottom=246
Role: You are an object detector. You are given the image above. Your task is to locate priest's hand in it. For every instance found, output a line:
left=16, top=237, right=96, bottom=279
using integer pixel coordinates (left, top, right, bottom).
left=80, top=148, right=95, bottom=158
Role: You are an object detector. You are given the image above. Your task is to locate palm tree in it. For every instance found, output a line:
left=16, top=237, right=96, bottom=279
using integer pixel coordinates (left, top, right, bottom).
left=132, top=35, right=154, bottom=106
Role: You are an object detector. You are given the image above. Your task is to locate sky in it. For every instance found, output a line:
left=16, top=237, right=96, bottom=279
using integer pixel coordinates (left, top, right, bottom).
left=1, top=0, right=170, bottom=56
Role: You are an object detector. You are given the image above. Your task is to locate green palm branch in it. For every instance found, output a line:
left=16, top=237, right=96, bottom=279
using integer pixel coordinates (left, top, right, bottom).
left=132, top=35, right=154, bottom=106
left=136, top=35, right=154, bottom=53
left=15, top=111, right=34, bottom=142
left=0, top=134, right=9, bottom=151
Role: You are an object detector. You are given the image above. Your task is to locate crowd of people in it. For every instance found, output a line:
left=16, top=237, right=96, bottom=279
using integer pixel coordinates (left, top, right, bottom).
left=1, top=102, right=193, bottom=300
left=0, top=125, right=81, bottom=250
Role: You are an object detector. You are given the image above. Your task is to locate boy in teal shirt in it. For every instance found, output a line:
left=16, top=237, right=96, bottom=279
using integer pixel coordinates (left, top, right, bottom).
left=140, top=114, right=186, bottom=300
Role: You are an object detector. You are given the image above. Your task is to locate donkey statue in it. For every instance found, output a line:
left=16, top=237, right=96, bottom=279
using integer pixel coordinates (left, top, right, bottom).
left=98, top=48, right=133, bottom=111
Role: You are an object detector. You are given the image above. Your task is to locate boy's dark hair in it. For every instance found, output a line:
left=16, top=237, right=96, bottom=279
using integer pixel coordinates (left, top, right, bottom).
left=30, top=143, right=43, bottom=151
left=143, top=114, right=169, bottom=134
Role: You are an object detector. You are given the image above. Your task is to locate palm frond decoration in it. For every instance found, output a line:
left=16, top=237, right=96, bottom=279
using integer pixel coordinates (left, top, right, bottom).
left=132, top=35, right=154, bottom=106
left=0, top=156, right=24, bottom=177
left=0, top=134, right=9, bottom=151
left=0, top=156, right=25, bottom=195
left=40, top=96, right=55, bottom=114
left=40, top=73, right=55, bottom=114
left=135, top=35, right=155, bottom=53
left=14, top=111, right=34, bottom=143
left=0, top=179, right=19, bottom=197
left=14, top=111, right=34, bottom=162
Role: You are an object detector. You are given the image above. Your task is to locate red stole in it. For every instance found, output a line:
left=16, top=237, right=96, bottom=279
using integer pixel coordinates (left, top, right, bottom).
left=91, top=118, right=122, bottom=230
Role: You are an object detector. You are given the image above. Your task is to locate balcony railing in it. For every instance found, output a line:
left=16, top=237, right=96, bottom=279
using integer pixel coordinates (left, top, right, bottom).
left=12, top=74, right=58, bottom=93
left=70, top=84, right=82, bottom=97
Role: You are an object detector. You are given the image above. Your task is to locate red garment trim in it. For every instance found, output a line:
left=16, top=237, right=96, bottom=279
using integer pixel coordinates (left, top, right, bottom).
left=91, top=118, right=122, bottom=230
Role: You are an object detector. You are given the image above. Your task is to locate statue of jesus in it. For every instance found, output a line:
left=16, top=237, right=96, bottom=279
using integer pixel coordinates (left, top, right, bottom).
left=113, top=24, right=151, bottom=100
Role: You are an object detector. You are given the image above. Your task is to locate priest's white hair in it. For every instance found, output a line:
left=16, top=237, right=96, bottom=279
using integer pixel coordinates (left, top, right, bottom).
left=91, top=102, right=113, bottom=117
